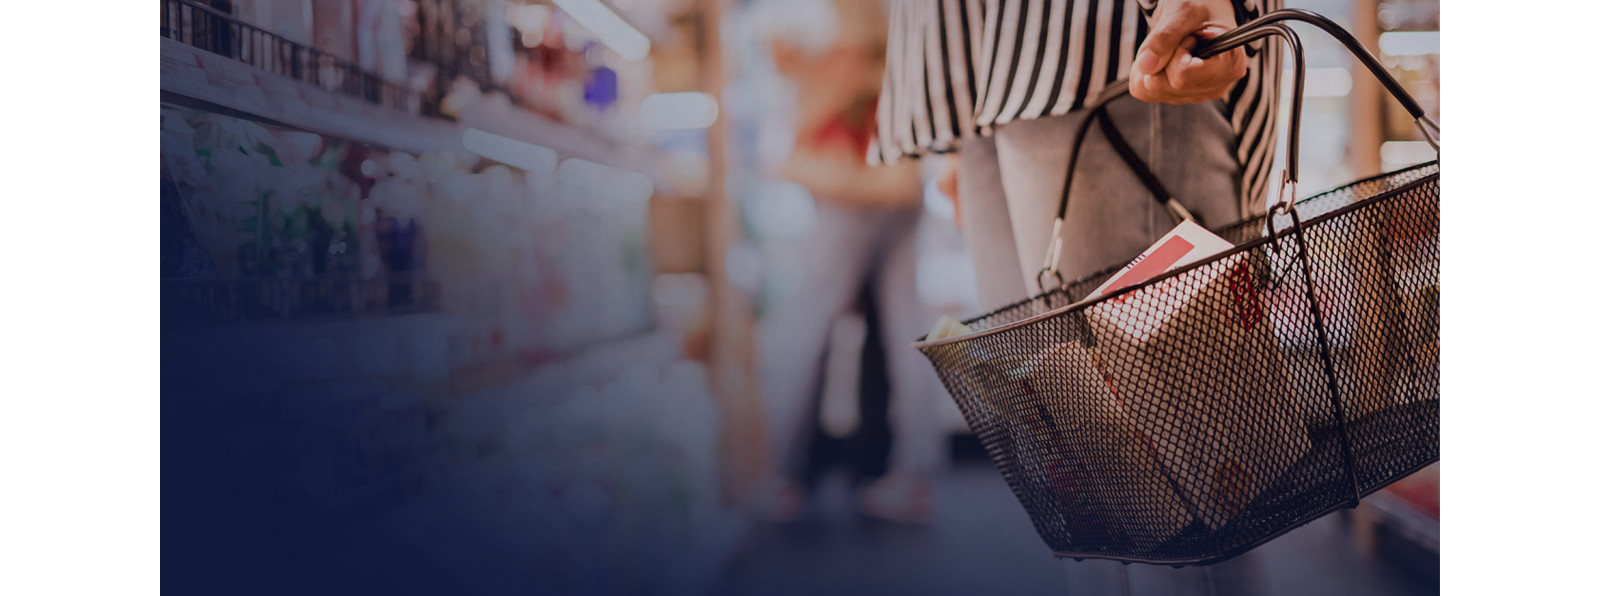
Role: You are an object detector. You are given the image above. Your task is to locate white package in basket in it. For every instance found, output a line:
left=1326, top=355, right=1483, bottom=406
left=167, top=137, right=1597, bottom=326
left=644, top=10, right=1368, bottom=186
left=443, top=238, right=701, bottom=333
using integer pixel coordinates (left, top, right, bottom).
left=1084, top=221, right=1311, bottom=529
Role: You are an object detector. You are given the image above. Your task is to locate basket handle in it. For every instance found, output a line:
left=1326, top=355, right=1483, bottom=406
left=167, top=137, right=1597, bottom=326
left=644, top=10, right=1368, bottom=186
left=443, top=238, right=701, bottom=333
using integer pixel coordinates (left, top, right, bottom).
left=1036, top=9, right=1440, bottom=293
left=1193, top=8, right=1440, bottom=200
left=1036, top=79, right=1196, bottom=293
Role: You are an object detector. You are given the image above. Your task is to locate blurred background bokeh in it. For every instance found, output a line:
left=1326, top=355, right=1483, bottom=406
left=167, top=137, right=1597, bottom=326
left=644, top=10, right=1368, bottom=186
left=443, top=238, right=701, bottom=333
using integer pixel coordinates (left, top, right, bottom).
left=160, top=0, right=1438, bottom=594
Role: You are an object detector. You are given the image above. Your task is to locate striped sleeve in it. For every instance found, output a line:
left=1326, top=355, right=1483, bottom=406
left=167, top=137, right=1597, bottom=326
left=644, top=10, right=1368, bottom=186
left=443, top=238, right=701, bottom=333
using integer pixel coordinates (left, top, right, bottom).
left=871, top=0, right=1285, bottom=216
left=871, top=0, right=985, bottom=165
left=1223, top=0, right=1282, bottom=216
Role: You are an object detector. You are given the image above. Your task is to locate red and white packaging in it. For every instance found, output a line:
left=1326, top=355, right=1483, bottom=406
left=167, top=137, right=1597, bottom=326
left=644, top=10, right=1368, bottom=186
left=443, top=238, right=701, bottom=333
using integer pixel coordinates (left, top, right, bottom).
left=1086, top=219, right=1237, bottom=302
left=1082, top=220, right=1310, bottom=529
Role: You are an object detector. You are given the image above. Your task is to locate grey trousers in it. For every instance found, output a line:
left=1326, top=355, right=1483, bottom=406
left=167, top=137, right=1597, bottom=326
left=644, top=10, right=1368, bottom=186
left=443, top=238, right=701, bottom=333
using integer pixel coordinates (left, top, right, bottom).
left=758, top=201, right=945, bottom=479
left=960, top=96, right=1251, bottom=311
left=959, top=97, right=1272, bottom=595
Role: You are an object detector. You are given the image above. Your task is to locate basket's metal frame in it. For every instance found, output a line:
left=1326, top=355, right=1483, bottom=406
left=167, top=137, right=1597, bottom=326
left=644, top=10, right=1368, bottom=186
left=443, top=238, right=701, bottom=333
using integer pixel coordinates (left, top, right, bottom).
left=918, top=8, right=1442, bottom=565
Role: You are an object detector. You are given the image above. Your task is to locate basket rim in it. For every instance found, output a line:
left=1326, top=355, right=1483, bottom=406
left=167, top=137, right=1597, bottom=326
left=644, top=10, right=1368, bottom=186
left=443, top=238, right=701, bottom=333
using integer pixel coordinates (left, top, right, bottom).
left=913, top=161, right=1440, bottom=350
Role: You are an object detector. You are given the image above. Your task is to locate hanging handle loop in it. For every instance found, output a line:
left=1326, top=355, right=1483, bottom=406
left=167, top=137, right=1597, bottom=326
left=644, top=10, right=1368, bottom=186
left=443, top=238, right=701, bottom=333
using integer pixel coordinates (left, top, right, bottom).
left=1037, top=79, right=1188, bottom=294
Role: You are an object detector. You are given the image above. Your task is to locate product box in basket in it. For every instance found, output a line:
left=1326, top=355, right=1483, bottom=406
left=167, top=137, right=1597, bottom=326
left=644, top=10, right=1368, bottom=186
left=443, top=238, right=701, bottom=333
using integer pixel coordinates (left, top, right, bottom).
left=925, top=317, right=1195, bottom=548
left=1312, top=216, right=1407, bottom=420
left=1083, top=221, right=1310, bottom=529
left=1256, top=212, right=1438, bottom=425
left=1014, top=341, right=1195, bottom=549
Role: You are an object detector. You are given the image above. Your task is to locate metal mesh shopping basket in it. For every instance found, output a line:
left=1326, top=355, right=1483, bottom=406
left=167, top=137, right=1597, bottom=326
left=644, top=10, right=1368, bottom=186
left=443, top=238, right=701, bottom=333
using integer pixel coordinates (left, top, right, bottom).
left=913, top=10, right=1440, bottom=566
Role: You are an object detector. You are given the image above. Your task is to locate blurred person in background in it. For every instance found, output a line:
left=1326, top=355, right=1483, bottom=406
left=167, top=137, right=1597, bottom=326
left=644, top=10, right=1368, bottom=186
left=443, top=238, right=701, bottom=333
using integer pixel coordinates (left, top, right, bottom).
left=747, top=0, right=946, bottom=524
left=873, top=0, right=1284, bottom=593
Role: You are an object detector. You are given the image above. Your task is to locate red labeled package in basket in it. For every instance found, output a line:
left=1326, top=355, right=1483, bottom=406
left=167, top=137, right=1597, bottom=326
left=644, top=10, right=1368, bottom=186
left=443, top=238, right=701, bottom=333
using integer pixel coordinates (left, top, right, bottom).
left=1083, top=220, right=1311, bottom=530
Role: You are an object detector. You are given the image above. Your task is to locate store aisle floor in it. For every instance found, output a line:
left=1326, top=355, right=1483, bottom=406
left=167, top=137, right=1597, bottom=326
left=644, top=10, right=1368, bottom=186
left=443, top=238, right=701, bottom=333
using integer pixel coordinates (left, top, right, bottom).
left=711, top=461, right=1437, bottom=596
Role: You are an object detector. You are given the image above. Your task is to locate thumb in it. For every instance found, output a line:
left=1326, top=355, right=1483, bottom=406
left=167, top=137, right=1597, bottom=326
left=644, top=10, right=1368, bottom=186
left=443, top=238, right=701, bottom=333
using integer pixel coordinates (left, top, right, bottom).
left=1135, top=2, right=1208, bottom=75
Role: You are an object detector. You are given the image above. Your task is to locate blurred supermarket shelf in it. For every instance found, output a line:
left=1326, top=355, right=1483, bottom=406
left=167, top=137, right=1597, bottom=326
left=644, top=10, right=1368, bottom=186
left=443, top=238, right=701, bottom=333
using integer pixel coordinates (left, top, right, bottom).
left=162, top=264, right=709, bottom=572
left=166, top=321, right=742, bottom=594
left=161, top=272, right=441, bottom=333
left=159, top=0, right=653, bottom=174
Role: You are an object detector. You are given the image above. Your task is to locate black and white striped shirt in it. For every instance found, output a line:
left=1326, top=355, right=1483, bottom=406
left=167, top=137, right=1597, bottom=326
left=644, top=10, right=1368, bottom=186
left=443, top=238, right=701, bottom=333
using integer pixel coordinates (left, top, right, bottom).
left=870, top=0, right=1282, bottom=213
